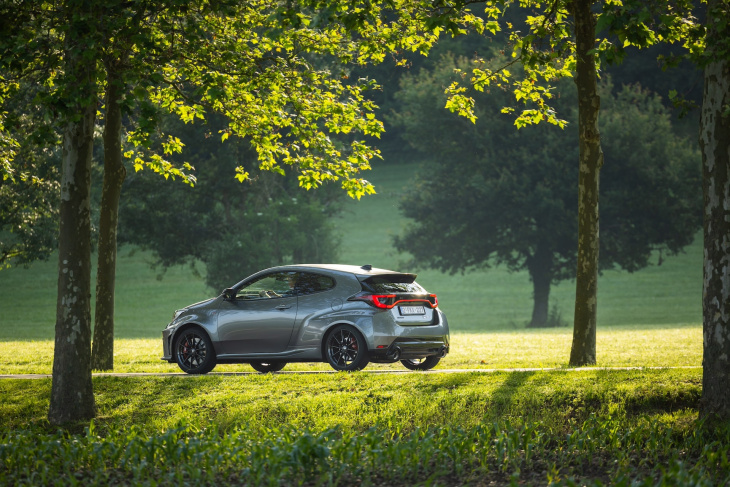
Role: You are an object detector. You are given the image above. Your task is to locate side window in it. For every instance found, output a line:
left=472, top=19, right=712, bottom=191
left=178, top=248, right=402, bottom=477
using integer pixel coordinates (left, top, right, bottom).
left=236, top=272, right=298, bottom=300
left=295, top=272, right=335, bottom=296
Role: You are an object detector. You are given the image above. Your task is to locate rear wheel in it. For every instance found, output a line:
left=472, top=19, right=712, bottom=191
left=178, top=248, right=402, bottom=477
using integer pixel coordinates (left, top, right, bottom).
left=174, top=328, right=216, bottom=374
left=250, top=361, right=287, bottom=373
left=325, top=325, right=369, bottom=371
left=401, top=356, right=441, bottom=371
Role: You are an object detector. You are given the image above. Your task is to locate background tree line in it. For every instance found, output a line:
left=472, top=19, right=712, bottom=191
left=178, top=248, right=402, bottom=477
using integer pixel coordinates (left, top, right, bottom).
left=390, top=52, right=701, bottom=328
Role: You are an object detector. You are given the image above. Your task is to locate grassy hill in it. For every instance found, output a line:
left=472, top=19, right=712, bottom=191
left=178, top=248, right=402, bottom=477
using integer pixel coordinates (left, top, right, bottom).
left=0, top=161, right=701, bottom=341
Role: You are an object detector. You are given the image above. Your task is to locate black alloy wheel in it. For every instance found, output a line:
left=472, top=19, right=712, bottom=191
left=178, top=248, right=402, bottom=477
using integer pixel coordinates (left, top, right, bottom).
left=250, top=361, right=287, bottom=373
left=174, top=329, right=216, bottom=374
left=325, top=325, right=369, bottom=371
left=401, top=356, right=441, bottom=371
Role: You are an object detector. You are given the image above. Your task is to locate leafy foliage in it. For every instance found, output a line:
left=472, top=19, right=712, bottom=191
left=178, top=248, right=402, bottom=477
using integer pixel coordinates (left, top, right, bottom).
left=0, top=84, right=60, bottom=269
left=442, top=0, right=705, bottom=129
left=119, top=117, right=341, bottom=291
left=0, top=1, right=477, bottom=196
left=107, top=0, right=483, bottom=199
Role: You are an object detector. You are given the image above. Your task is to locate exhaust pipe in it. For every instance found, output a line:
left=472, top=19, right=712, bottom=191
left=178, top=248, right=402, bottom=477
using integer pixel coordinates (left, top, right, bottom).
left=386, top=346, right=401, bottom=362
left=437, top=346, right=448, bottom=358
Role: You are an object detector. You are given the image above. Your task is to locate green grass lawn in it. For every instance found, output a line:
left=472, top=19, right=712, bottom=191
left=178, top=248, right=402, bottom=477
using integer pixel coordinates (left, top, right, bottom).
left=0, top=369, right=703, bottom=434
left=0, top=324, right=702, bottom=374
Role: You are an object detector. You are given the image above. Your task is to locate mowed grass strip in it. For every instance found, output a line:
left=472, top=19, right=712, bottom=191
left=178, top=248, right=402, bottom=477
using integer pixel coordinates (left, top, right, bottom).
left=0, top=324, right=701, bottom=375
left=0, top=368, right=702, bottom=433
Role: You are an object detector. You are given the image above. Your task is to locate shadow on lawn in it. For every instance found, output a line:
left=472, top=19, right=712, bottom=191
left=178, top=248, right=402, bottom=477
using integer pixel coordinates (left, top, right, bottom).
left=489, top=371, right=536, bottom=417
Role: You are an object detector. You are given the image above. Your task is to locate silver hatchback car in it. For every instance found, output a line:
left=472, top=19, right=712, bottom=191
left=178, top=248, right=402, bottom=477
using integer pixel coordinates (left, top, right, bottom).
left=162, top=264, right=450, bottom=373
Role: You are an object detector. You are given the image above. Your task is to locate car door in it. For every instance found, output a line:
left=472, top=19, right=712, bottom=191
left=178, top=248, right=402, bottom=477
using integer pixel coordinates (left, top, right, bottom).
left=216, top=271, right=299, bottom=354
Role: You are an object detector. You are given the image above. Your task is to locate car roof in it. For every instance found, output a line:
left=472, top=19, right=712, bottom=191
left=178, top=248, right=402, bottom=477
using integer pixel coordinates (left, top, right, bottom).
left=228, top=264, right=417, bottom=290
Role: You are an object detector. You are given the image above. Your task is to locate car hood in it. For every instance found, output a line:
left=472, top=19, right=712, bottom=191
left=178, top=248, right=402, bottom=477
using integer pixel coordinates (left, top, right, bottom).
left=183, top=297, right=217, bottom=310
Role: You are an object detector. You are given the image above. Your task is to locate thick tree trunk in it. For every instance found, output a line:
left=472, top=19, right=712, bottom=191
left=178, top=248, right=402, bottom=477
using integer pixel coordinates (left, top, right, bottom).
left=699, top=0, right=730, bottom=420
left=48, top=72, right=97, bottom=424
left=569, top=0, right=602, bottom=366
left=91, top=69, right=127, bottom=371
left=527, top=243, right=552, bottom=328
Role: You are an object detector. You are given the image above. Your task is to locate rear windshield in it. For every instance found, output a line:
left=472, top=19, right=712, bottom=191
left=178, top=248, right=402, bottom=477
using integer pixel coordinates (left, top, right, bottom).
left=362, top=274, right=425, bottom=294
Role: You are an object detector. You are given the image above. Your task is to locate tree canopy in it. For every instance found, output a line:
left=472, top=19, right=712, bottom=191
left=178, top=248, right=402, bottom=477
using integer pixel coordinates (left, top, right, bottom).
left=393, top=55, right=701, bottom=327
left=119, top=116, right=342, bottom=291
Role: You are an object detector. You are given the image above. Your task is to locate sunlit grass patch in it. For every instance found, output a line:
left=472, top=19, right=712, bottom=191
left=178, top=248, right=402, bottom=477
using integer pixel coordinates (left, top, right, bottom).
left=0, top=368, right=702, bottom=433
left=448, top=324, right=701, bottom=369
left=0, top=325, right=701, bottom=375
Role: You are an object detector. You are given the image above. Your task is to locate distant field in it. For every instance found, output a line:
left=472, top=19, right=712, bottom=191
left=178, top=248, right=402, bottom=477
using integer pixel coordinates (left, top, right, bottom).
left=0, top=161, right=702, bottom=355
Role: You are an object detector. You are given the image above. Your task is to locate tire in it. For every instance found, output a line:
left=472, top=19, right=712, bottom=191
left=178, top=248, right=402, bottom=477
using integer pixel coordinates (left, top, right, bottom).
left=325, top=325, right=370, bottom=371
left=250, top=361, right=287, bottom=373
left=401, top=356, right=441, bottom=371
left=174, top=328, right=217, bottom=374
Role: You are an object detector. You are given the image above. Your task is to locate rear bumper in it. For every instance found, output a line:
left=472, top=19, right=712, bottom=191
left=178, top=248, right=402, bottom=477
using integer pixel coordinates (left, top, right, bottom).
left=370, top=336, right=450, bottom=362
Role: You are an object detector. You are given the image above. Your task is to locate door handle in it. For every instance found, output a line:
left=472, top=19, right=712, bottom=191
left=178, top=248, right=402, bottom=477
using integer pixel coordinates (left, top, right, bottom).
left=275, top=304, right=292, bottom=310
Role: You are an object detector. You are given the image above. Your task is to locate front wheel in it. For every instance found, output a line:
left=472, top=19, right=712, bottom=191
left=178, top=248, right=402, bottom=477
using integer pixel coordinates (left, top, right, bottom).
left=401, top=356, right=441, bottom=371
left=325, top=325, right=369, bottom=371
left=250, top=361, right=287, bottom=373
left=174, top=328, right=216, bottom=374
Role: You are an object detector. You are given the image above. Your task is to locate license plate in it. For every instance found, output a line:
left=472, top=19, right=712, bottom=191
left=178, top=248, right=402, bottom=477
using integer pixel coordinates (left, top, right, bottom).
left=400, top=305, right=425, bottom=315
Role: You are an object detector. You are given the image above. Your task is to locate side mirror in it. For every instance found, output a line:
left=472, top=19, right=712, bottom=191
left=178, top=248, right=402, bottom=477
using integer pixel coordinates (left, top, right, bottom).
left=222, top=288, right=236, bottom=301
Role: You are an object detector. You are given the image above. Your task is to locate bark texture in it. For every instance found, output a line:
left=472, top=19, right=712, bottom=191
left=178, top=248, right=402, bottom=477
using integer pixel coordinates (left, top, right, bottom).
left=569, top=0, right=602, bottom=366
left=700, top=0, right=730, bottom=420
left=48, top=0, right=99, bottom=425
left=92, top=69, right=127, bottom=371
left=48, top=81, right=97, bottom=423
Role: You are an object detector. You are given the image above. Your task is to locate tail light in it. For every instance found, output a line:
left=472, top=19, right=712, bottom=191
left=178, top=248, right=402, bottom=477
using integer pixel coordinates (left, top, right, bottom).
left=349, top=292, right=438, bottom=309
left=349, top=293, right=397, bottom=309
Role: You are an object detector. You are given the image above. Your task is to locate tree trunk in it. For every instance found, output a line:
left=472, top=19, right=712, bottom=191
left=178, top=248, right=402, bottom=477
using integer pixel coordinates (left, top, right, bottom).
left=699, top=0, right=730, bottom=420
left=48, top=27, right=98, bottom=423
left=527, top=242, right=552, bottom=328
left=91, top=68, right=127, bottom=371
left=569, top=0, right=602, bottom=366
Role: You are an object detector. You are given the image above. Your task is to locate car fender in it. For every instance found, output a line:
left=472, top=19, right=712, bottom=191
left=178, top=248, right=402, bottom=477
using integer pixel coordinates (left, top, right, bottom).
left=169, top=313, right=219, bottom=351
left=289, top=304, right=375, bottom=346
left=320, top=316, right=375, bottom=351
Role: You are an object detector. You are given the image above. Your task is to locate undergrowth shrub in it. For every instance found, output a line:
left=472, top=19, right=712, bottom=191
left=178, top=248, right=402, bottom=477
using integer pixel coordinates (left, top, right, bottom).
left=1, top=415, right=729, bottom=486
